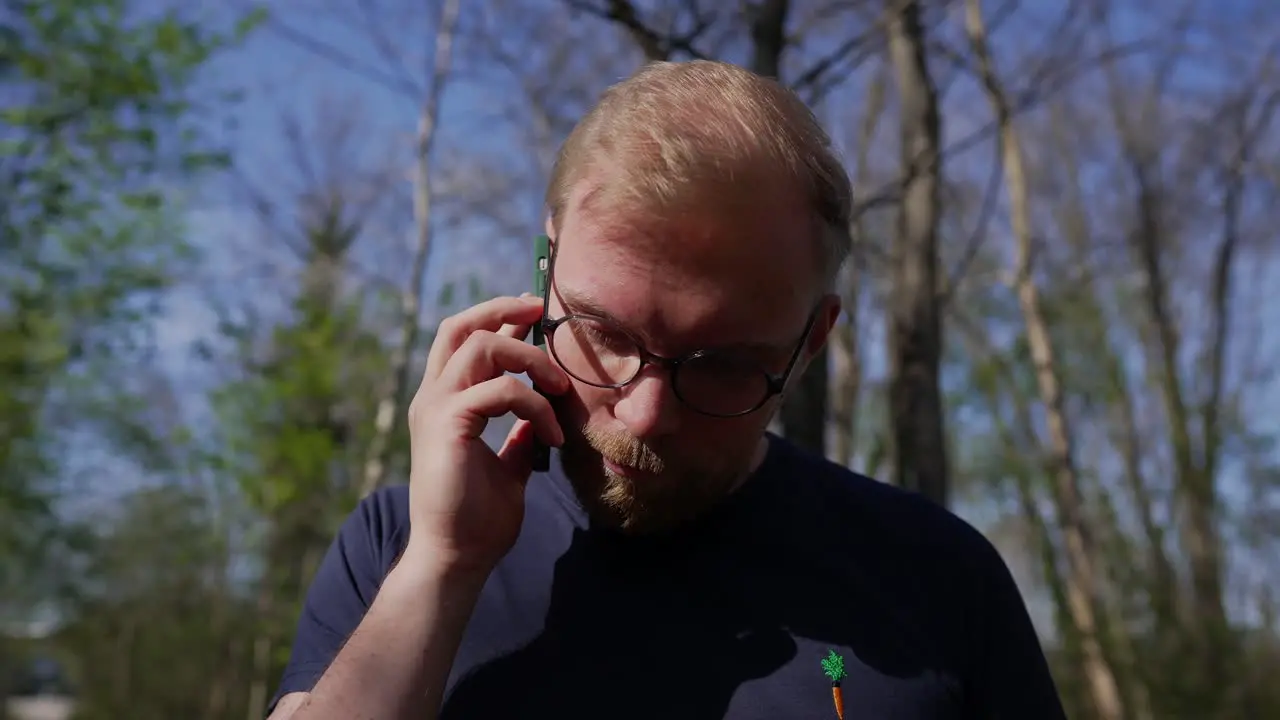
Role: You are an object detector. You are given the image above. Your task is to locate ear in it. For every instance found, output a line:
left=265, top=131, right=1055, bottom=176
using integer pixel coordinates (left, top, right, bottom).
left=804, top=292, right=842, bottom=360
left=544, top=213, right=556, bottom=242
left=780, top=294, right=842, bottom=397
left=773, top=294, right=844, bottom=397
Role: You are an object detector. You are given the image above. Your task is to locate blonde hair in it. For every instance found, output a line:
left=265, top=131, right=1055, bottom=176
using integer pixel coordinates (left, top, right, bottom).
left=545, top=60, right=853, bottom=290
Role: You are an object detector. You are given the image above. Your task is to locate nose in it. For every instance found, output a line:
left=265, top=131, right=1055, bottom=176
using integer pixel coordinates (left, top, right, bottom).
left=611, top=368, right=681, bottom=440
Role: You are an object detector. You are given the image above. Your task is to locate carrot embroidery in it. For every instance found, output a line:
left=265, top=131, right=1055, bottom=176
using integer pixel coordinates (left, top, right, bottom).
left=821, top=650, right=848, bottom=720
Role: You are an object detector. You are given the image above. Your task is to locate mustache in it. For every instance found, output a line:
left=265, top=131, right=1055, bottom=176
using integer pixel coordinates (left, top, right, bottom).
left=579, top=425, right=665, bottom=474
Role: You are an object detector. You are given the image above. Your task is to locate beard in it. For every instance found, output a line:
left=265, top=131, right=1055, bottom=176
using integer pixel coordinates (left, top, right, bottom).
left=557, top=421, right=751, bottom=535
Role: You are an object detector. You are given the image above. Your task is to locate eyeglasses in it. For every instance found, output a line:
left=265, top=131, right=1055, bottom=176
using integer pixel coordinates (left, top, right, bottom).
left=538, top=238, right=818, bottom=418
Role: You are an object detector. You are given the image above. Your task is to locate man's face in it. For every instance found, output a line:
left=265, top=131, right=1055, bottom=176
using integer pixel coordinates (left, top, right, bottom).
left=545, top=176, right=838, bottom=534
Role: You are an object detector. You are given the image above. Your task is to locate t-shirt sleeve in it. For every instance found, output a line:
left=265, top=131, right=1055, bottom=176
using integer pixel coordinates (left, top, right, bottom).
left=963, top=532, right=1069, bottom=720
left=265, top=487, right=406, bottom=716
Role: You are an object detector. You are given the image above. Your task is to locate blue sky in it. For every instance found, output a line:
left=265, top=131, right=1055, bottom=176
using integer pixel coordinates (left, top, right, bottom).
left=76, top=0, right=1280, bottom=634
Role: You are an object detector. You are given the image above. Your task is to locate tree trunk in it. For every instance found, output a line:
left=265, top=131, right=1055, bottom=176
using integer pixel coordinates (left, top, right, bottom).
left=360, top=0, right=461, bottom=498
left=831, top=67, right=886, bottom=467
left=1046, top=98, right=1171, bottom=714
left=964, top=2, right=1126, bottom=718
left=1131, top=177, right=1229, bottom=638
left=884, top=0, right=948, bottom=504
left=245, top=588, right=274, bottom=720
left=742, top=0, right=831, bottom=458
left=1094, top=22, right=1269, bottom=708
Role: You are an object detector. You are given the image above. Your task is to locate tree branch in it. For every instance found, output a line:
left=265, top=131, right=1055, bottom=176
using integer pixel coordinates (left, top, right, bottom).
left=265, top=14, right=420, bottom=99
left=565, top=0, right=713, bottom=61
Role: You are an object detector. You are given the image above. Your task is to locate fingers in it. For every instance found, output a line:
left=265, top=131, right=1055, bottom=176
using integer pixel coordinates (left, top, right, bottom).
left=496, top=293, right=537, bottom=341
left=423, top=295, right=546, bottom=388
left=496, top=321, right=533, bottom=341
left=412, top=295, right=567, bottom=468
left=439, top=330, right=569, bottom=395
left=496, top=419, right=537, bottom=478
left=450, top=376, right=564, bottom=448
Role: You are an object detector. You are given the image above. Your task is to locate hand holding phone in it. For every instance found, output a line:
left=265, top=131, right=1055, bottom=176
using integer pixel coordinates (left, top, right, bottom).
left=530, top=234, right=552, bottom=472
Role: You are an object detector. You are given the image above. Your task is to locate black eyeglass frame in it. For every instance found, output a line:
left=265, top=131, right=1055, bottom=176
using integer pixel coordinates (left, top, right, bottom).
left=537, top=236, right=819, bottom=419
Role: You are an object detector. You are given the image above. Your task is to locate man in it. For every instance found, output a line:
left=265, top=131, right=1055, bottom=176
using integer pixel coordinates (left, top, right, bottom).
left=268, top=60, right=1066, bottom=720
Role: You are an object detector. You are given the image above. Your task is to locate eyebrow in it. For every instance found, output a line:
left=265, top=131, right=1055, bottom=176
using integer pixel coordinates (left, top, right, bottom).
left=556, top=288, right=625, bottom=327
left=556, top=287, right=791, bottom=357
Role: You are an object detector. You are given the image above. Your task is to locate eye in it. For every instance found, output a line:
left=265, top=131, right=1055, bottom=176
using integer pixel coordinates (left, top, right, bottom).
left=582, top=321, right=631, bottom=349
left=674, top=353, right=773, bottom=416
left=684, top=352, right=767, bottom=378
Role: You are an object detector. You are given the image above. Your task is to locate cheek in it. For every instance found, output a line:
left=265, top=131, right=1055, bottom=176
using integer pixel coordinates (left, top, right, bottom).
left=675, top=413, right=767, bottom=458
left=556, top=380, right=610, bottom=428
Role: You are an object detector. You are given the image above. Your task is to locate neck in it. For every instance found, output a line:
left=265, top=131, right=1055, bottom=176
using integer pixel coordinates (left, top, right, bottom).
left=724, top=434, right=771, bottom=496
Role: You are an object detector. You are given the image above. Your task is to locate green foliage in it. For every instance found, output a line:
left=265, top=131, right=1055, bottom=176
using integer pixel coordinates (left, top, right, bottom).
left=0, top=0, right=262, bottom=380
left=52, top=486, right=259, bottom=720
left=213, top=290, right=386, bottom=520
left=200, top=200, right=410, bottom=717
left=0, top=0, right=263, bottom=674
left=820, top=649, right=847, bottom=683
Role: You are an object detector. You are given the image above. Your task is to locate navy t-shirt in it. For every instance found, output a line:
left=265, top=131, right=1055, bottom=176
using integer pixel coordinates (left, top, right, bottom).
left=269, top=433, right=1066, bottom=719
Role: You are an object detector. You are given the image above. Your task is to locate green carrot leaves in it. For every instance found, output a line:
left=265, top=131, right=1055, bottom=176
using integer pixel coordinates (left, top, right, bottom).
left=821, top=649, right=848, bottom=683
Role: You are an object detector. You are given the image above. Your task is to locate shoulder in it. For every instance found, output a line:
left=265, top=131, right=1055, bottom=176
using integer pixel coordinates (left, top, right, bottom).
left=762, top=437, right=1031, bottom=660
left=764, top=436, right=1008, bottom=580
left=268, top=485, right=415, bottom=712
left=354, top=484, right=411, bottom=543
left=332, top=485, right=413, bottom=581
left=335, top=477, right=571, bottom=576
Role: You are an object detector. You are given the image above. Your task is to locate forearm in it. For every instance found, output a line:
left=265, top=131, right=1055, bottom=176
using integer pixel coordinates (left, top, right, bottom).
left=291, top=543, right=487, bottom=720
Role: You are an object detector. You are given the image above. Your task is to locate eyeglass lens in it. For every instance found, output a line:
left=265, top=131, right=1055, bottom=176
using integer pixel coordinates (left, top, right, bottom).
left=548, top=315, right=774, bottom=416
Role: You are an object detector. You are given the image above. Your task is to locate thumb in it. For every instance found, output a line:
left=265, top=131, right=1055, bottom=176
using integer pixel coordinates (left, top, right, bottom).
left=497, top=418, right=538, bottom=480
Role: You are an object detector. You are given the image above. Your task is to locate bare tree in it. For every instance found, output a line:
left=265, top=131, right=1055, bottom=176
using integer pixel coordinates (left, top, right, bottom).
left=884, top=0, right=948, bottom=505
left=964, top=2, right=1127, bottom=717
left=232, top=117, right=388, bottom=718
left=1042, top=93, right=1166, bottom=720
left=359, top=0, right=462, bottom=497
left=1097, top=8, right=1280, bottom=710
left=744, top=0, right=835, bottom=459
left=830, top=66, right=888, bottom=468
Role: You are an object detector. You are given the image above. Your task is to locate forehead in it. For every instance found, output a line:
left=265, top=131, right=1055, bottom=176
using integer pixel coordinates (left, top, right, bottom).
left=552, top=181, right=817, bottom=351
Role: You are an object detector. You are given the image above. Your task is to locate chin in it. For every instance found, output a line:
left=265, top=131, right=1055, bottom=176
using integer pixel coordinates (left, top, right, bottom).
left=560, top=441, right=740, bottom=536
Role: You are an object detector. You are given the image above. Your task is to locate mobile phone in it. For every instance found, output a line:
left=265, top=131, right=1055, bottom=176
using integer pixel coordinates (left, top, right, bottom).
left=530, top=234, right=551, bottom=472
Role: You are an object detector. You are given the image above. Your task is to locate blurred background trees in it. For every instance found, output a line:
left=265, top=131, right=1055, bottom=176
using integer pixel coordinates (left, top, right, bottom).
left=2, top=1, right=1277, bottom=719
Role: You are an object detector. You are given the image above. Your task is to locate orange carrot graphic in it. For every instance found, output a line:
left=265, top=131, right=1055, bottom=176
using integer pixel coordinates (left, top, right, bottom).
left=821, top=650, right=848, bottom=719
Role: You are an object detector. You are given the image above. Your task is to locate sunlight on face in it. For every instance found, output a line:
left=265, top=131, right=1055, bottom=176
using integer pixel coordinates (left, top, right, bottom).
left=545, top=176, right=831, bottom=534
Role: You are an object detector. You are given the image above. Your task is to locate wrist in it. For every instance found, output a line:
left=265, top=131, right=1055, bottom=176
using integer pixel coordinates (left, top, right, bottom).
left=393, top=535, right=494, bottom=596
left=372, top=544, right=488, bottom=646
left=302, top=533, right=488, bottom=718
